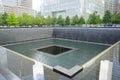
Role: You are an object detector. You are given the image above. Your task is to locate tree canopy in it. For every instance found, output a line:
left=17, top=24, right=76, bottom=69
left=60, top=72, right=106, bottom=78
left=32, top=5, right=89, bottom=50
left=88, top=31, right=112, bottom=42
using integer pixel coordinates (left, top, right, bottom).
left=46, top=16, right=52, bottom=26
left=87, top=12, right=102, bottom=24
left=112, top=12, right=120, bottom=24
left=6, top=12, right=18, bottom=26
left=71, top=15, right=79, bottom=25
left=103, top=10, right=112, bottom=24
left=65, top=16, right=70, bottom=25
left=0, top=11, right=120, bottom=27
left=57, top=15, right=65, bottom=26
left=1, top=12, right=8, bottom=26
left=78, top=16, right=85, bottom=25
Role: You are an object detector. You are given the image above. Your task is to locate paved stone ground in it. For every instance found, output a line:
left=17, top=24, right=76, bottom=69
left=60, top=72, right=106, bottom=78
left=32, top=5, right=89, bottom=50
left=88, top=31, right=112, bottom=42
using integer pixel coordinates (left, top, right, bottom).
left=112, top=46, right=120, bottom=80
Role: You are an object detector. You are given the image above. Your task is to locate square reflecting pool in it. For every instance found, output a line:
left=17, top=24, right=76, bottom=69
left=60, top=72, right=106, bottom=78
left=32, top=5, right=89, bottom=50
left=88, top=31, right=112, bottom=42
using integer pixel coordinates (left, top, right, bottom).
left=3, top=38, right=109, bottom=69
left=37, top=45, right=72, bottom=55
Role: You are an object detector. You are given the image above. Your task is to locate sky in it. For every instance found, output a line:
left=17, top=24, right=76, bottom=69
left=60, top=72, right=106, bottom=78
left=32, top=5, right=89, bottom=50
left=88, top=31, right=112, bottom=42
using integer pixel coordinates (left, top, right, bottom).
left=32, top=0, right=42, bottom=11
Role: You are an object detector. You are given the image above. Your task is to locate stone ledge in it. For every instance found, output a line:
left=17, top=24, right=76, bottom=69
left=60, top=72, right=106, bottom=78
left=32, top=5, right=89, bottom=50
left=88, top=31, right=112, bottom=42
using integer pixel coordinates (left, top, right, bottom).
left=53, top=65, right=83, bottom=78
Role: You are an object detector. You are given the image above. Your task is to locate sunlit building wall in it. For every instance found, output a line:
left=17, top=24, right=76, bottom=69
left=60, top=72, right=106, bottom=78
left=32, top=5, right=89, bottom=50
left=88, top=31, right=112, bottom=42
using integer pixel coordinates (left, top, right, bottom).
left=118, top=4, right=120, bottom=11
left=0, top=0, right=35, bottom=16
left=2, top=0, right=18, bottom=6
left=21, top=0, right=32, bottom=8
left=105, top=0, right=118, bottom=14
left=1, top=0, right=32, bottom=8
left=84, top=0, right=105, bottom=19
left=3, top=5, right=36, bottom=16
left=40, top=0, right=105, bottom=19
left=0, top=0, right=4, bottom=13
left=118, top=0, right=120, bottom=11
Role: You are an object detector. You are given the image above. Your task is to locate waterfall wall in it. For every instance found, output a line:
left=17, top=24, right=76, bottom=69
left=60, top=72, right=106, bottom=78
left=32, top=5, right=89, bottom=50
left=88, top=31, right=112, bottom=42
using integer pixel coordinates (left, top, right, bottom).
left=0, top=28, right=53, bottom=45
left=53, top=28, right=120, bottom=44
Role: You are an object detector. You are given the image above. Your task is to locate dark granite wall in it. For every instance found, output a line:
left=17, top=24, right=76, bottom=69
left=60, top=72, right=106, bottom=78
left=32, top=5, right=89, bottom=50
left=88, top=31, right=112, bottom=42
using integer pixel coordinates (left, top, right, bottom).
left=53, top=28, right=120, bottom=44
left=0, top=28, right=53, bottom=45
left=0, top=28, right=120, bottom=45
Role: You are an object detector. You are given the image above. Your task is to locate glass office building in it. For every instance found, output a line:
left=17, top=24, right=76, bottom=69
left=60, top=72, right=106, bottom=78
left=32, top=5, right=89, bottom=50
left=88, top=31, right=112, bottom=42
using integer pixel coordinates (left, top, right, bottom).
left=0, top=0, right=4, bottom=13
left=0, top=0, right=35, bottom=16
left=118, top=0, right=120, bottom=11
left=2, top=0, right=18, bottom=6
left=40, top=0, right=105, bottom=19
left=1, top=0, right=32, bottom=8
left=105, top=0, right=118, bottom=14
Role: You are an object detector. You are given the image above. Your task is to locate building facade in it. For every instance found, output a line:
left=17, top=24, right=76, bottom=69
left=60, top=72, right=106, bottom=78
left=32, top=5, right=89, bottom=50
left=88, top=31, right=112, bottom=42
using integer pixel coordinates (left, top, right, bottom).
left=0, top=0, right=4, bottom=13
left=2, top=0, right=18, bottom=6
left=0, top=0, right=35, bottom=16
left=118, top=4, right=120, bottom=11
left=105, top=0, right=118, bottom=14
left=40, top=0, right=105, bottom=19
left=3, top=5, right=35, bottom=16
left=118, top=0, right=120, bottom=11
left=21, top=0, right=32, bottom=8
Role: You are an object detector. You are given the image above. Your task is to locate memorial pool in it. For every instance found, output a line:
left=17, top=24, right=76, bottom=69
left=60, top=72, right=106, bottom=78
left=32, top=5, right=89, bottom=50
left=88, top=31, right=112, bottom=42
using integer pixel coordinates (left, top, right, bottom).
left=3, top=38, right=109, bottom=69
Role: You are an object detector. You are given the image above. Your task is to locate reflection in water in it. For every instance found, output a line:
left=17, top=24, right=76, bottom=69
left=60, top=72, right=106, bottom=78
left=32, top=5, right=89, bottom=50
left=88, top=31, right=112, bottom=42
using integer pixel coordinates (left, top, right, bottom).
left=33, top=61, right=44, bottom=80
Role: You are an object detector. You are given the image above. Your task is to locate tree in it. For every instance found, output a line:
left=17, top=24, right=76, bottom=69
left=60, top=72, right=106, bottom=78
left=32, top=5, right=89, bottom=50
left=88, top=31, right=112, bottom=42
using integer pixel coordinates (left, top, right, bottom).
left=51, top=17, right=57, bottom=26
left=46, top=16, right=52, bottom=26
left=0, top=14, right=2, bottom=25
left=96, top=15, right=102, bottom=24
left=1, top=12, right=8, bottom=26
left=65, top=16, right=70, bottom=25
left=33, top=17, right=40, bottom=26
left=6, top=12, right=18, bottom=26
left=57, top=15, right=65, bottom=26
left=87, top=12, right=102, bottom=24
left=17, top=13, right=33, bottom=26
left=71, top=15, right=79, bottom=25
left=103, top=10, right=112, bottom=24
left=17, top=16, right=23, bottom=26
left=87, top=13, right=96, bottom=24
left=39, top=16, right=46, bottom=26
left=78, top=16, right=85, bottom=25
left=112, top=12, right=120, bottom=24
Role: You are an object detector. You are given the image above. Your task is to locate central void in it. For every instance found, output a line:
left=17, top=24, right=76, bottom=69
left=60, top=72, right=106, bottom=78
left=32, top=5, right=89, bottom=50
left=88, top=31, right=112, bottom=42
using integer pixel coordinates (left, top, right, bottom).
left=3, top=38, right=109, bottom=69
left=37, top=45, right=72, bottom=55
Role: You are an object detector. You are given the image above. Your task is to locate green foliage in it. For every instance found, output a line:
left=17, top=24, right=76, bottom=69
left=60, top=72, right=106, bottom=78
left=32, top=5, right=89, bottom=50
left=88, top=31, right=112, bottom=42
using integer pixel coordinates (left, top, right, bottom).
left=0, top=14, right=2, bottom=25
left=33, top=17, right=40, bottom=26
left=71, top=15, right=79, bottom=25
left=46, top=16, right=52, bottom=26
left=112, top=12, right=120, bottom=24
left=96, top=15, right=102, bottom=24
left=78, top=16, right=85, bottom=25
left=17, top=13, right=33, bottom=26
left=103, top=10, right=112, bottom=24
left=87, top=12, right=102, bottom=24
left=1, top=12, right=8, bottom=26
left=6, top=12, right=18, bottom=26
left=57, top=15, right=65, bottom=26
left=87, top=13, right=96, bottom=24
left=39, top=16, right=46, bottom=26
left=1, top=10, right=120, bottom=27
left=65, top=16, right=70, bottom=25
left=17, top=16, right=23, bottom=26
left=51, top=17, right=57, bottom=26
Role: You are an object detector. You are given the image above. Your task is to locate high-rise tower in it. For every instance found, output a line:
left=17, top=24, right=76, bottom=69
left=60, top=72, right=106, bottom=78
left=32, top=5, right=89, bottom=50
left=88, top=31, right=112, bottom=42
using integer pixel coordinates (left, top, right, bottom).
left=21, top=0, right=32, bottom=8
left=118, top=0, right=120, bottom=11
left=0, top=0, right=35, bottom=16
left=0, top=0, right=4, bottom=13
left=40, top=0, right=105, bottom=19
left=1, top=0, right=32, bottom=8
left=104, top=0, right=118, bottom=14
